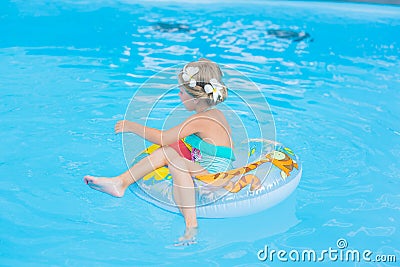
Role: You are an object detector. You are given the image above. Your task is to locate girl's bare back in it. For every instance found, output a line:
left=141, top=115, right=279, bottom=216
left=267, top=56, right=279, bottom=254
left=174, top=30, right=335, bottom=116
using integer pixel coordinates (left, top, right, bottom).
left=194, top=109, right=233, bottom=149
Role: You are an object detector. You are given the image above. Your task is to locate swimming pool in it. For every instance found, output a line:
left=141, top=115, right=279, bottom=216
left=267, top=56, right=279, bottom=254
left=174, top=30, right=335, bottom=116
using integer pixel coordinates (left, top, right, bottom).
left=1, top=0, right=399, bottom=266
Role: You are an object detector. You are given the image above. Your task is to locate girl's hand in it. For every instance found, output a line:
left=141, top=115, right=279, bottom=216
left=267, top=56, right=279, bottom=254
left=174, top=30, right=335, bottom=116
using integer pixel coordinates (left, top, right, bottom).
left=115, top=120, right=134, bottom=134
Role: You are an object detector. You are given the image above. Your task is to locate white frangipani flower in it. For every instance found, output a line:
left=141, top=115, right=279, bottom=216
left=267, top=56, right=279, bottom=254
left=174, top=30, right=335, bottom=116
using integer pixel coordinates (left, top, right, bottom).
left=204, top=78, right=223, bottom=103
left=182, top=66, right=199, bottom=88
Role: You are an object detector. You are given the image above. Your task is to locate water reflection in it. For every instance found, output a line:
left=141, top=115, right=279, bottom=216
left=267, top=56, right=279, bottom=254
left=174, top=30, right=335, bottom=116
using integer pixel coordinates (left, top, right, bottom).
left=152, top=22, right=191, bottom=33
left=266, top=29, right=313, bottom=42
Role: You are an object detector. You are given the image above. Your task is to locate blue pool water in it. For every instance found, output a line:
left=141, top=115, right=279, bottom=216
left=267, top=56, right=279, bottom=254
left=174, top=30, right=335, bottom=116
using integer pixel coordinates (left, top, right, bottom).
left=1, top=1, right=400, bottom=266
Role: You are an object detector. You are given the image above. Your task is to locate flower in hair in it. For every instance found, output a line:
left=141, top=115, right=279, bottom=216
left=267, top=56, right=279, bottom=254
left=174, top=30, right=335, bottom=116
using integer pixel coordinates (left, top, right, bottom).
left=182, top=66, right=199, bottom=88
left=204, top=78, right=223, bottom=103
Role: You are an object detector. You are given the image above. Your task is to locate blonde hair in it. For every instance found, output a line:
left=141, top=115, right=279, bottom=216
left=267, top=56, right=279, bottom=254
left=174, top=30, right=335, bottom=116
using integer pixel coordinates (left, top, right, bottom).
left=178, top=58, right=228, bottom=106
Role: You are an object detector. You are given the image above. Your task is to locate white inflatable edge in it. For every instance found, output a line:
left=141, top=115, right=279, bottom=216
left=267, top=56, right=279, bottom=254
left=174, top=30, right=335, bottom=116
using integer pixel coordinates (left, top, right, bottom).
left=132, top=168, right=302, bottom=218
left=197, top=168, right=302, bottom=218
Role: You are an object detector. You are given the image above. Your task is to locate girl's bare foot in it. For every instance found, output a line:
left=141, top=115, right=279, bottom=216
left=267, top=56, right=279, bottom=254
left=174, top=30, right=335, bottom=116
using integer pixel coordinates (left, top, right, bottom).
left=174, top=227, right=198, bottom=246
left=83, top=175, right=126, bottom=197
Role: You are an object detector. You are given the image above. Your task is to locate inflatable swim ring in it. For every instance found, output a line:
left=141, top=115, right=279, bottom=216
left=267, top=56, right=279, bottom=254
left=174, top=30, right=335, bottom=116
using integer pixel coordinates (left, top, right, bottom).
left=129, top=139, right=302, bottom=218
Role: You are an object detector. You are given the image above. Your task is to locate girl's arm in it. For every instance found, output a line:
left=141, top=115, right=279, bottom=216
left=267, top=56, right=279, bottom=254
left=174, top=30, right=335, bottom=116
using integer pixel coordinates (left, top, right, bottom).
left=115, top=120, right=162, bottom=144
left=115, top=115, right=203, bottom=146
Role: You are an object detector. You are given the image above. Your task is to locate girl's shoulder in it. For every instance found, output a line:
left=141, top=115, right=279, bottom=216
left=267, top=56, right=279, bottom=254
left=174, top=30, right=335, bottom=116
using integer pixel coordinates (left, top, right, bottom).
left=197, top=109, right=231, bottom=133
left=190, top=108, right=225, bottom=121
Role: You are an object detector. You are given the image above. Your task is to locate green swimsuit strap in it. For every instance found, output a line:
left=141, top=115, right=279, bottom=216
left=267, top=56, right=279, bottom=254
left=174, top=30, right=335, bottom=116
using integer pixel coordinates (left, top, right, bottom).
left=183, top=134, right=236, bottom=161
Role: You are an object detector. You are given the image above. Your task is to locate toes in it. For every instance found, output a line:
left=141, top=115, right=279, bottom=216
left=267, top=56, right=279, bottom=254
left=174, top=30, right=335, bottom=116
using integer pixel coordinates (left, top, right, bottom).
left=84, top=175, right=95, bottom=184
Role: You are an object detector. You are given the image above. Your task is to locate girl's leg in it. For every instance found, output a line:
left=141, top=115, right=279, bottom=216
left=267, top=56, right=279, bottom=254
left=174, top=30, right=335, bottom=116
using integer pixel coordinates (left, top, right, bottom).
left=168, top=154, right=197, bottom=228
left=83, top=145, right=208, bottom=199
left=84, top=147, right=171, bottom=197
left=170, top=161, right=199, bottom=244
left=161, top=147, right=209, bottom=244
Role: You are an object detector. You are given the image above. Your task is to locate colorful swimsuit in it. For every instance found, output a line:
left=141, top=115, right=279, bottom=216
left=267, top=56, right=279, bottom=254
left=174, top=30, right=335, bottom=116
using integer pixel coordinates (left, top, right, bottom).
left=183, top=134, right=235, bottom=174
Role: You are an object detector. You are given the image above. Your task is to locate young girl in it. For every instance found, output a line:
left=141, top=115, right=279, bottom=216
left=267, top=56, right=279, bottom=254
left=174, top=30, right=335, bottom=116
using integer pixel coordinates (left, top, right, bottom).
left=84, top=58, right=235, bottom=245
